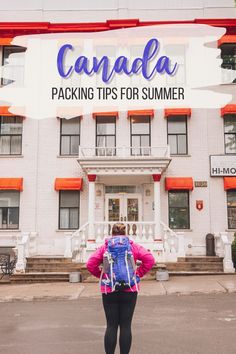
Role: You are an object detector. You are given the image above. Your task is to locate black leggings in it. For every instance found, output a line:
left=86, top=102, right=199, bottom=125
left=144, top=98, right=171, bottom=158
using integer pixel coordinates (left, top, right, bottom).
left=102, top=291, right=137, bottom=354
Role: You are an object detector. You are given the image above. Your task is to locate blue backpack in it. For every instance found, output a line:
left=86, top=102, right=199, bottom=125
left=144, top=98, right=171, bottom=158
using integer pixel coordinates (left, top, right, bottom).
left=100, top=236, right=140, bottom=292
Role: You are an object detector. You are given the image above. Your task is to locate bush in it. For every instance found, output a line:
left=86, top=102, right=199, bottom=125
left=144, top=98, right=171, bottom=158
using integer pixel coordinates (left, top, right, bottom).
left=232, top=233, right=236, bottom=268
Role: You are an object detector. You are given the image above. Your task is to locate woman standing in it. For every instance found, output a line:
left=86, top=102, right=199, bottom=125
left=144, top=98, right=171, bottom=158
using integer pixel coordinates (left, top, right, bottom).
left=86, top=223, right=155, bottom=354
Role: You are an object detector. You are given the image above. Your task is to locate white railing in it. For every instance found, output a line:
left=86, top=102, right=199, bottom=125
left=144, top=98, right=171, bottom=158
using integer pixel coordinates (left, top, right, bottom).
left=68, top=221, right=186, bottom=263
left=78, top=146, right=170, bottom=158
left=15, top=232, right=37, bottom=273
left=215, top=231, right=235, bottom=273
left=65, top=223, right=89, bottom=262
left=160, top=221, right=186, bottom=261
left=94, top=221, right=156, bottom=244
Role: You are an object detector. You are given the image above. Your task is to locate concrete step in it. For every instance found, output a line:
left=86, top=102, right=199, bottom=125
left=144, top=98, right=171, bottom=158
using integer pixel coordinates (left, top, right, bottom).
left=165, top=262, right=223, bottom=272
left=168, top=271, right=225, bottom=276
left=178, top=256, right=224, bottom=263
left=11, top=272, right=70, bottom=283
left=26, top=257, right=72, bottom=264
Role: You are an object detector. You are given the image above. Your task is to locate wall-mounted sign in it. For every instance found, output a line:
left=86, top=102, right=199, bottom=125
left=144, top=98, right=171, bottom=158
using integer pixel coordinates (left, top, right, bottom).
left=210, top=155, right=236, bottom=176
left=194, top=181, right=208, bottom=187
left=196, top=200, right=203, bottom=211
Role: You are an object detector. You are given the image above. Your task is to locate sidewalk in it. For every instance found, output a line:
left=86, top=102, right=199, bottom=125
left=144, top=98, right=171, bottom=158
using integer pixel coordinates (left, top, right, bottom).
left=0, top=275, right=236, bottom=302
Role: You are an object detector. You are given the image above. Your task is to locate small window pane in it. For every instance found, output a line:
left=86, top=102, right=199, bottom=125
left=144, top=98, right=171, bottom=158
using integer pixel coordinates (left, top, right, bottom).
left=0, top=136, right=10, bottom=154
left=97, top=136, right=106, bottom=148
left=178, top=135, right=187, bottom=154
left=168, top=135, right=177, bottom=155
left=0, top=117, right=23, bottom=134
left=168, top=116, right=186, bottom=134
left=227, top=191, right=236, bottom=206
left=169, top=207, right=189, bottom=229
left=8, top=208, right=19, bottom=228
left=225, top=134, right=236, bottom=154
left=97, top=117, right=115, bottom=135
left=61, top=136, right=70, bottom=155
left=131, top=135, right=140, bottom=147
left=169, top=192, right=188, bottom=207
left=131, top=116, right=150, bottom=134
left=61, top=117, right=80, bottom=134
left=106, top=136, right=115, bottom=148
left=60, top=191, right=79, bottom=208
left=10, top=136, right=22, bottom=154
left=70, top=208, right=79, bottom=229
left=224, top=116, right=236, bottom=133
left=60, top=209, right=69, bottom=229
left=140, top=135, right=150, bottom=147
left=70, top=135, right=80, bottom=155
left=0, top=192, right=20, bottom=207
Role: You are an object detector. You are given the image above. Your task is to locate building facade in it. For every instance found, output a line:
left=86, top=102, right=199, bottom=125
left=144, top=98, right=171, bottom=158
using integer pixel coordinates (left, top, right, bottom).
left=0, top=0, right=236, bottom=271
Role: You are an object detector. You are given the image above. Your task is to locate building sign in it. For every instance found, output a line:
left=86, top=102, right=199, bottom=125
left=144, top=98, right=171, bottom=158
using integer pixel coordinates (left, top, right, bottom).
left=196, top=200, right=203, bottom=211
left=194, top=181, right=208, bottom=187
left=210, top=155, right=236, bottom=176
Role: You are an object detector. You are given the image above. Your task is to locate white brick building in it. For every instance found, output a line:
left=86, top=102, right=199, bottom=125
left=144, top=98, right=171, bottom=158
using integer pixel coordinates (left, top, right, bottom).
left=0, top=0, right=236, bottom=272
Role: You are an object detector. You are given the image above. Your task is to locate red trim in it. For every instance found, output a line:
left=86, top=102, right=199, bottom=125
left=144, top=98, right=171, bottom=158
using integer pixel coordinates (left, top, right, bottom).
left=54, top=178, right=83, bottom=191
left=165, top=177, right=194, bottom=191
left=224, top=177, right=236, bottom=190
left=0, top=178, right=23, bottom=191
left=0, top=19, right=235, bottom=37
left=128, top=110, right=154, bottom=118
left=164, top=108, right=191, bottom=117
left=92, top=112, right=119, bottom=119
left=152, top=174, right=162, bottom=182
left=0, top=106, right=25, bottom=117
left=218, top=35, right=236, bottom=46
left=87, top=174, right=97, bottom=182
left=221, top=105, right=236, bottom=116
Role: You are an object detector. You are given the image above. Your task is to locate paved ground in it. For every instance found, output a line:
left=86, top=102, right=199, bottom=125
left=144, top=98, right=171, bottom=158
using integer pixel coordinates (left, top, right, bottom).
left=0, top=293, right=236, bottom=354
left=1, top=275, right=236, bottom=302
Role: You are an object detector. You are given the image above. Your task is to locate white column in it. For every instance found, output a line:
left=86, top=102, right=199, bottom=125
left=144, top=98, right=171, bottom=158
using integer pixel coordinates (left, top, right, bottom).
left=88, top=174, right=96, bottom=240
left=153, top=174, right=161, bottom=240
left=220, top=232, right=235, bottom=273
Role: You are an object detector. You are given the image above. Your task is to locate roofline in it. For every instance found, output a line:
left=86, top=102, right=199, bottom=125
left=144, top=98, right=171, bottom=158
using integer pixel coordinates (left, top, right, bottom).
left=0, top=18, right=235, bottom=36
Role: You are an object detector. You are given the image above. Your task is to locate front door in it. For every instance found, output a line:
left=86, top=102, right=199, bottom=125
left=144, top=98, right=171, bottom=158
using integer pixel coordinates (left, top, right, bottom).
left=105, top=194, right=141, bottom=223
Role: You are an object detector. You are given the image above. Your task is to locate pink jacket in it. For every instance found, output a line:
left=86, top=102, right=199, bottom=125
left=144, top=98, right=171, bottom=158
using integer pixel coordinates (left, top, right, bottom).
left=86, top=238, right=156, bottom=293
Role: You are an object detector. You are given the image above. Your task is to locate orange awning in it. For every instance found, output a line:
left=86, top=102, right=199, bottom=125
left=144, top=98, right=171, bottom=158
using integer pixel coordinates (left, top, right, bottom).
left=0, top=106, right=25, bottom=117
left=0, top=178, right=23, bottom=191
left=224, top=177, right=236, bottom=190
left=164, top=108, right=191, bottom=118
left=0, top=38, right=13, bottom=45
left=54, top=178, right=83, bottom=191
left=218, top=35, right=236, bottom=47
left=0, top=106, right=15, bottom=116
left=128, top=110, right=154, bottom=117
left=92, top=112, right=119, bottom=118
left=221, top=105, right=236, bottom=116
left=165, top=177, right=194, bottom=191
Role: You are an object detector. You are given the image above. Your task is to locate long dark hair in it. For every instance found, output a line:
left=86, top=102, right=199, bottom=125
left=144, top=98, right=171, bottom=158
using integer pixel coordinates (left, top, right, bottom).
left=112, top=223, right=126, bottom=236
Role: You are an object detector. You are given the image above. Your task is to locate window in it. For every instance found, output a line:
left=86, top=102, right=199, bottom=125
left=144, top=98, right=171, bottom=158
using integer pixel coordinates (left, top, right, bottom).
left=224, top=114, right=236, bottom=154
left=130, top=115, right=151, bottom=155
left=167, top=115, right=187, bottom=155
left=59, top=191, right=80, bottom=229
left=227, top=190, right=236, bottom=229
left=0, top=191, right=20, bottom=229
left=221, top=44, right=236, bottom=83
left=96, top=116, right=116, bottom=156
left=2, top=46, right=26, bottom=86
left=168, top=191, right=190, bottom=229
left=0, top=116, right=23, bottom=155
left=60, top=117, right=80, bottom=156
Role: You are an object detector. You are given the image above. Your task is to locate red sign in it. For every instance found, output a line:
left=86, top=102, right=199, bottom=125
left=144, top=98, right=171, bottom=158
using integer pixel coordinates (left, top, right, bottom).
left=196, top=200, right=203, bottom=211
